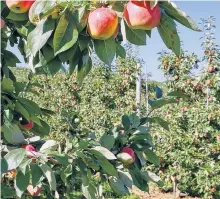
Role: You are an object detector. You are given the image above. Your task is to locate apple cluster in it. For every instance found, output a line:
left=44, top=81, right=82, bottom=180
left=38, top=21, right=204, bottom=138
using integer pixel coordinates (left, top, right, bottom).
left=5, top=0, right=161, bottom=40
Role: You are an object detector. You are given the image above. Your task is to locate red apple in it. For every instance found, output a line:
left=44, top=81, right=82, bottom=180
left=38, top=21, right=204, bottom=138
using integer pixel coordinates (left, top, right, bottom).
left=6, top=0, right=34, bottom=14
left=88, top=8, right=118, bottom=40
left=21, top=144, right=36, bottom=160
left=121, top=147, right=135, bottom=163
left=124, top=1, right=161, bottom=30
left=113, top=25, right=119, bottom=38
left=21, top=120, right=34, bottom=130
left=207, top=66, right=215, bottom=73
left=0, top=18, right=5, bottom=29
left=26, top=185, right=41, bottom=196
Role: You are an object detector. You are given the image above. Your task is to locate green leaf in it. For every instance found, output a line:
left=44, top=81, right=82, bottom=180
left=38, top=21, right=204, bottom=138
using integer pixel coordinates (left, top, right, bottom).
left=116, top=43, right=126, bottom=58
left=41, top=45, right=55, bottom=63
left=157, top=12, right=181, bottom=56
left=6, top=11, right=28, bottom=21
left=30, top=163, right=44, bottom=187
left=3, top=50, right=21, bottom=67
left=1, top=78, right=15, bottom=93
left=49, top=153, right=69, bottom=166
left=143, top=117, right=169, bottom=131
left=1, top=184, right=16, bottom=197
left=58, top=42, right=79, bottom=62
left=141, top=170, right=163, bottom=187
left=19, top=98, right=42, bottom=115
left=40, top=163, right=56, bottom=191
left=159, top=1, right=201, bottom=31
left=42, top=57, right=62, bottom=76
left=82, top=183, right=98, bottom=199
left=15, top=169, right=30, bottom=198
left=19, top=159, right=32, bottom=175
left=74, top=6, right=89, bottom=32
left=16, top=26, right=28, bottom=37
left=69, top=45, right=81, bottom=75
left=14, top=82, right=25, bottom=94
left=129, top=166, right=148, bottom=192
left=1, top=183, right=16, bottom=198
left=129, top=113, right=140, bottom=128
left=2, top=123, right=25, bottom=145
left=118, top=170, right=133, bottom=188
left=15, top=102, right=29, bottom=121
left=91, top=146, right=117, bottom=160
left=97, top=158, right=117, bottom=176
left=122, top=115, right=130, bottom=130
left=129, top=133, right=152, bottom=142
left=32, top=119, right=50, bottom=136
left=53, top=11, right=78, bottom=55
left=77, top=159, right=89, bottom=186
left=155, top=86, right=163, bottom=99
left=109, top=176, right=129, bottom=196
left=3, top=149, right=26, bottom=171
left=28, top=1, right=57, bottom=20
left=40, top=108, right=56, bottom=116
left=94, top=36, right=116, bottom=66
left=27, top=18, right=55, bottom=56
left=100, top=134, right=115, bottom=150
left=76, top=52, right=92, bottom=86
left=143, top=149, right=160, bottom=166
left=39, top=140, right=57, bottom=152
left=124, top=22, right=146, bottom=45
left=167, top=90, right=188, bottom=98
left=61, top=164, right=72, bottom=184
left=79, top=34, right=91, bottom=51
left=1, top=158, right=8, bottom=174
left=146, top=30, right=151, bottom=38
left=149, top=98, right=177, bottom=109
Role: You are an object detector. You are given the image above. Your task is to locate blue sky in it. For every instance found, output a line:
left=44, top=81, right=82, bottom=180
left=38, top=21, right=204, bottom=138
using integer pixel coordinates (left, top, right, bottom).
left=139, top=1, right=220, bottom=81
left=10, top=1, right=220, bottom=81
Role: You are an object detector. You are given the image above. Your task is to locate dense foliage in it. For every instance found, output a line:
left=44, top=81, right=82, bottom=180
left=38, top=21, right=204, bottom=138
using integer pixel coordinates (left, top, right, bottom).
left=153, top=17, right=220, bottom=199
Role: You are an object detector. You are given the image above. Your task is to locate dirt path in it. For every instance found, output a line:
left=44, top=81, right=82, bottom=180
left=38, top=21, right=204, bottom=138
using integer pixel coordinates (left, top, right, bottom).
left=131, top=186, right=200, bottom=199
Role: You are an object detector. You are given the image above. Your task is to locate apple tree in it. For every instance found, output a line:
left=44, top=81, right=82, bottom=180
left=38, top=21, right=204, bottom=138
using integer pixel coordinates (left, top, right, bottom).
left=1, top=0, right=200, bottom=198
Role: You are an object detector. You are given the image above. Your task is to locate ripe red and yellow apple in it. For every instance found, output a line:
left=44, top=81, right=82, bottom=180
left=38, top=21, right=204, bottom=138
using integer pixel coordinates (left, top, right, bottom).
left=124, top=0, right=161, bottom=30
left=117, top=147, right=135, bottom=165
left=88, top=7, right=118, bottom=40
left=26, top=184, right=41, bottom=196
left=6, top=0, right=34, bottom=14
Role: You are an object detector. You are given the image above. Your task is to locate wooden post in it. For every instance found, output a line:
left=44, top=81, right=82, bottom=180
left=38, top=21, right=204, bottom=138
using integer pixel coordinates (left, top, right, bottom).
left=136, top=63, right=141, bottom=116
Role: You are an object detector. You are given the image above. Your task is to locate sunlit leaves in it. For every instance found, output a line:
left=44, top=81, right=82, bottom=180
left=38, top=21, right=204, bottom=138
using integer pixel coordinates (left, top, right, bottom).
left=53, top=11, right=78, bottom=55
left=27, top=18, right=55, bottom=56
left=157, top=12, right=181, bottom=56
left=159, top=1, right=201, bottom=31
left=94, top=37, right=116, bottom=66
